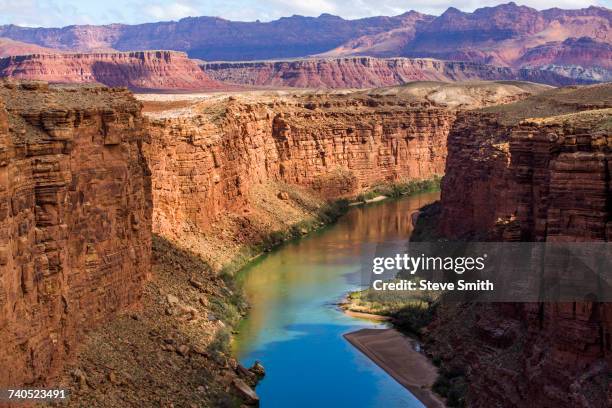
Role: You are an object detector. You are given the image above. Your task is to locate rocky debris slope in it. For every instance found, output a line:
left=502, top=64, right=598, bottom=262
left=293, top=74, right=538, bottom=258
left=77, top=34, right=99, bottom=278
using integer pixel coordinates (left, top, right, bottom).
left=0, top=81, right=152, bottom=387
left=202, top=57, right=600, bottom=88
left=0, top=51, right=227, bottom=91
left=57, top=236, right=264, bottom=407
left=429, top=83, right=612, bottom=407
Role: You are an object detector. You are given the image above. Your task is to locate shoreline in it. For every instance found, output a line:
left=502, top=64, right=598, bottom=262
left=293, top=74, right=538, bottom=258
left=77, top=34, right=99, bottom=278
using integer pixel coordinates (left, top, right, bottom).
left=344, top=328, right=445, bottom=408
left=344, top=309, right=392, bottom=321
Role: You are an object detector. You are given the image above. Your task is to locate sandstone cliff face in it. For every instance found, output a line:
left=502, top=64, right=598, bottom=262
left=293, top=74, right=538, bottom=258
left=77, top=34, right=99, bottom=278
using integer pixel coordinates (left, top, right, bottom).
left=202, top=57, right=598, bottom=88
left=0, top=51, right=226, bottom=91
left=202, top=58, right=515, bottom=88
left=142, top=82, right=545, bottom=271
left=0, top=82, right=151, bottom=387
left=439, top=84, right=612, bottom=239
left=431, top=84, right=612, bottom=407
left=145, top=94, right=451, bottom=259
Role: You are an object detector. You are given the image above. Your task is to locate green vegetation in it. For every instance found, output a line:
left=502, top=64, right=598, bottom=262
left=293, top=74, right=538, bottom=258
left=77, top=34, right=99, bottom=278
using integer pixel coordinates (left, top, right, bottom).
left=220, top=199, right=349, bottom=276
left=355, top=176, right=441, bottom=203
left=346, top=281, right=438, bottom=335
left=432, top=365, right=467, bottom=407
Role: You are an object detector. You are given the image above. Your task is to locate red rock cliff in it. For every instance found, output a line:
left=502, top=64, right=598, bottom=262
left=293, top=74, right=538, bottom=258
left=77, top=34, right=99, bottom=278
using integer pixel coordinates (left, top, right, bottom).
left=431, top=84, right=612, bottom=407
left=0, top=51, right=226, bottom=91
left=0, top=82, right=151, bottom=387
left=202, top=57, right=598, bottom=88
left=145, top=93, right=452, bottom=249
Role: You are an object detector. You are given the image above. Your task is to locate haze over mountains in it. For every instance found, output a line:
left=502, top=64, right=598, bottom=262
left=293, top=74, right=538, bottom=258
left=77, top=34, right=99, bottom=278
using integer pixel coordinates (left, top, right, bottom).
left=0, top=2, right=609, bottom=89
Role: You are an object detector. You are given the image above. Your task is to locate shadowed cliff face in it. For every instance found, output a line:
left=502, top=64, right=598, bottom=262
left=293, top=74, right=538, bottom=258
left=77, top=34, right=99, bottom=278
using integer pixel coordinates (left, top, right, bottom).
left=0, top=82, right=152, bottom=387
left=431, top=83, right=612, bottom=407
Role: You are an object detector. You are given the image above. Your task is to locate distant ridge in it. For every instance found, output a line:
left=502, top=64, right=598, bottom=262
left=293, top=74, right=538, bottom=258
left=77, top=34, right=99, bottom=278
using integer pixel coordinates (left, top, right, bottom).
left=0, top=3, right=608, bottom=69
left=202, top=57, right=607, bottom=88
left=0, top=51, right=227, bottom=91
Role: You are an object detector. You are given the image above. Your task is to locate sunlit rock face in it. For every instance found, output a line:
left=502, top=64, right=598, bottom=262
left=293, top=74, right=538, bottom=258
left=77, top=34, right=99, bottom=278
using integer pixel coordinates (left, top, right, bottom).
left=145, top=94, right=452, bottom=244
left=0, top=51, right=226, bottom=91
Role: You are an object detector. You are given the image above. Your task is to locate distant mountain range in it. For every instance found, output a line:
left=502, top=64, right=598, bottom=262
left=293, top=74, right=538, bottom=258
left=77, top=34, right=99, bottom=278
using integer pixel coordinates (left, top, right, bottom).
left=0, top=3, right=609, bottom=90
left=0, top=3, right=609, bottom=66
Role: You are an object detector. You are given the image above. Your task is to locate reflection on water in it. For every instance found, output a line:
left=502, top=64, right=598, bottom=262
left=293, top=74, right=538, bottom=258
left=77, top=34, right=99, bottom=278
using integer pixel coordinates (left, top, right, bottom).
left=233, top=191, right=439, bottom=408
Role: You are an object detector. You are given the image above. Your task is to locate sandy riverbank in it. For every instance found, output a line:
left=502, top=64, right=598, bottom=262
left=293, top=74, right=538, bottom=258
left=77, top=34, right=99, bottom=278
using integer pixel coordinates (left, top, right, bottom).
left=344, top=328, right=445, bottom=408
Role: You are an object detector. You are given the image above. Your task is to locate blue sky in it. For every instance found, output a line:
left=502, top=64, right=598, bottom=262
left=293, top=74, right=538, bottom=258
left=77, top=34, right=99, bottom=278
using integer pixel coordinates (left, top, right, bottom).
left=0, top=0, right=610, bottom=27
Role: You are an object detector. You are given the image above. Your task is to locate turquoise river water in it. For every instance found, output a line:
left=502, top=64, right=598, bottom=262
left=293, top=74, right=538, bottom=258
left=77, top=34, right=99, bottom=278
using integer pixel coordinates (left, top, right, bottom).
left=232, top=191, right=440, bottom=408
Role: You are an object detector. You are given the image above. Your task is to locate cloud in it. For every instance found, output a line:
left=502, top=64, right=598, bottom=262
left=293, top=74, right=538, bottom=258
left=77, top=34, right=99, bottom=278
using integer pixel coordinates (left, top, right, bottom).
left=145, top=2, right=199, bottom=21
left=0, top=0, right=609, bottom=27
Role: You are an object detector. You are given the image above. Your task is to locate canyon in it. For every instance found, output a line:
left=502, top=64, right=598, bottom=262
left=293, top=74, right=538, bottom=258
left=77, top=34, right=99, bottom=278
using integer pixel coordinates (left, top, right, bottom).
left=424, top=83, right=612, bottom=407
left=0, top=51, right=226, bottom=91
left=144, top=87, right=456, bottom=271
left=0, top=77, right=609, bottom=407
left=0, top=79, right=546, bottom=406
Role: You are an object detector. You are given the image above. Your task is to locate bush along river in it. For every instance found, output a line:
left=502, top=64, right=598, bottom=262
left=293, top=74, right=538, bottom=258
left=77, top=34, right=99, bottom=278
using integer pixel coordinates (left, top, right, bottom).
left=232, top=191, right=440, bottom=408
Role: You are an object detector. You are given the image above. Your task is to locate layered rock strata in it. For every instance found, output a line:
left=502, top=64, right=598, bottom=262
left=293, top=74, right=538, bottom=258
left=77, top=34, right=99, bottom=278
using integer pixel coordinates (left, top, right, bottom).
left=145, top=93, right=451, bottom=264
left=0, top=51, right=226, bottom=91
left=439, top=84, right=612, bottom=239
left=142, top=82, right=546, bottom=270
left=430, top=83, right=612, bottom=407
left=202, top=57, right=599, bottom=88
left=0, top=81, right=151, bottom=387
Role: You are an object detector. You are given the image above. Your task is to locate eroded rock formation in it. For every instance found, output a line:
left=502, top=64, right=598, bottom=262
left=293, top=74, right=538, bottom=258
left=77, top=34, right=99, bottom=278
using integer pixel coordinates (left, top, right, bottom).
left=140, top=81, right=546, bottom=273
left=202, top=57, right=599, bottom=88
left=0, top=51, right=226, bottom=91
left=430, top=83, right=612, bottom=407
left=0, top=81, right=151, bottom=387
left=145, top=93, right=450, bottom=266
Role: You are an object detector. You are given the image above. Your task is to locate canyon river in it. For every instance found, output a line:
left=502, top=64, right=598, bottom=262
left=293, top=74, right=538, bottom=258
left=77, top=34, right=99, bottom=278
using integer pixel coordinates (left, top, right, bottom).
left=233, top=191, right=440, bottom=408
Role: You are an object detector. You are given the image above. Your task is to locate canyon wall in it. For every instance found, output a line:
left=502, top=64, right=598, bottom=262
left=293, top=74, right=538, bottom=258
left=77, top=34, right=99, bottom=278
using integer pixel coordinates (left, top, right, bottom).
left=0, top=51, right=226, bottom=91
left=145, top=93, right=451, bottom=267
left=439, top=84, right=612, bottom=239
left=430, top=84, right=612, bottom=407
left=143, top=81, right=544, bottom=271
left=202, top=57, right=599, bottom=88
left=0, top=82, right=151, bottom=387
